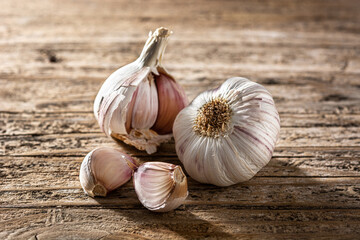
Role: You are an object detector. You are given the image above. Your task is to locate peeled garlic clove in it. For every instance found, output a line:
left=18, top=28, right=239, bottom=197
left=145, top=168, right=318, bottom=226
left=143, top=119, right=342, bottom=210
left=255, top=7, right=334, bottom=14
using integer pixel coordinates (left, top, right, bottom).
left=173, top=77, right=280, bottom=187
left=133, top=162, right=188, bottom=212
left=79, top=147, right=138, bottom=197
left=94, top=27, right=188, bottom=154
left=152, top=69, right=189, bottom=134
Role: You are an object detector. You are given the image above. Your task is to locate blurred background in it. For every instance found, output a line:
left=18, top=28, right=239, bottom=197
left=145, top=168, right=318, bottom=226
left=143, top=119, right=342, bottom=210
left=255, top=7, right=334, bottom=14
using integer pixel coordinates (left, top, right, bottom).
left=1, top=0, right=359, bottom=114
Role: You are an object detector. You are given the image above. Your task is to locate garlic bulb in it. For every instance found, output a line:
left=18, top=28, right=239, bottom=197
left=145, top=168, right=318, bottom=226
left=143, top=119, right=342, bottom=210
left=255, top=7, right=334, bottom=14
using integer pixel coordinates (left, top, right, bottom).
left=94, top=27, right=188, bottom=154
left=79, top=147, right=138, bottom=197
left=133, top=162, right=188, bottom=212
left=173, top=77, right=280, bottom=187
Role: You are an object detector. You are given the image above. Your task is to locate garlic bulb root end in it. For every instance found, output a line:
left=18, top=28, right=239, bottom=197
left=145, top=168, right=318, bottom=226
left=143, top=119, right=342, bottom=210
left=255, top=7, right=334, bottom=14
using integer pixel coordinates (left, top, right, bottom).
left=112, top=129, right=172, bottom=154
left=173, top=166, right=185, bottom=184
left=90, top=183, right=108, bottom=197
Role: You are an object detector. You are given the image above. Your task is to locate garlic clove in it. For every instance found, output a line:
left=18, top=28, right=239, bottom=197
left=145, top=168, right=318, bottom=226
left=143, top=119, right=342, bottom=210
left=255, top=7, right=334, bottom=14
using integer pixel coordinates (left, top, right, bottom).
left=125, top=85, right=139, bottom=134
left=130, top=74, right=159, bottom=130
left=173, top=77, right=280, bottom=187
left=152, top=69, right=189, bottom=134
left=133, top=162, right=188, bottom=212
left=79, top=147, right=138, bottom=197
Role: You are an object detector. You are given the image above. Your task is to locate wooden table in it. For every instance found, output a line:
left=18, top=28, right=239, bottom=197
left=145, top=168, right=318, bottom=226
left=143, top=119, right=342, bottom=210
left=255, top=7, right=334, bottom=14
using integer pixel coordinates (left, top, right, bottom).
left=1, top=0, right=359, bottom=239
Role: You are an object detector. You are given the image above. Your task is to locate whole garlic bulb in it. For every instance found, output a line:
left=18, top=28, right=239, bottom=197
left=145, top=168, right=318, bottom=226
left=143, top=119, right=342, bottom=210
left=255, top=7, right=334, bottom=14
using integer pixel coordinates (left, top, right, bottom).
left=79, top=147, right=138, bottom=197
left=173, top=77, right=280, bottom=187
left=133, top=162, right=188, bottom=212
left=94, top=27, right=188, bottom=154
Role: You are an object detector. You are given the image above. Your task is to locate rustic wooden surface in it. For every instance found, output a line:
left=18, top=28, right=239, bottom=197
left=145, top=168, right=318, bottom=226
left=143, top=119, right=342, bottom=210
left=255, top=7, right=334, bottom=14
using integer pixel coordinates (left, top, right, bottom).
left=1, top=0, right=360, bottom=239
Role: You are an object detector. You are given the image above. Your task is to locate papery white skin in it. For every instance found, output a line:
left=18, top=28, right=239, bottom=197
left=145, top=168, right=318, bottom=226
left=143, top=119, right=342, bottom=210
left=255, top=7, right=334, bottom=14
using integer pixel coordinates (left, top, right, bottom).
left=133, top=162, right=188, bottom=212
left=94, top=27, right=188, bottom=154
left=130, top=75, right=159, bottom=129
left=173, top=77, right=280, bottom=187
left=79, top=147, right=138, bottom=197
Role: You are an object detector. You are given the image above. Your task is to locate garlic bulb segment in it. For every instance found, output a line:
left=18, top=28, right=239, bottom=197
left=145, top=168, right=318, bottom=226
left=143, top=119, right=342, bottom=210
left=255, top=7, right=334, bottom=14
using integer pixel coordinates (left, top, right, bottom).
left=94, top=27, right=188, bottom=154
left=79, top=147, right=138, bottom=197
left=173, top=77, right=280, bottom=187
left=152, top=69, right=189, bottom=134
left=133, top=162, right=188, bottom=212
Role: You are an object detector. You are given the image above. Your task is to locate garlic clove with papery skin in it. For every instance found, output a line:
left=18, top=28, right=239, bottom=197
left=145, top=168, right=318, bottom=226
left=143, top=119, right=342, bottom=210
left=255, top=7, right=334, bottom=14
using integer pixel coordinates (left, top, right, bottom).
left=173, top=77, right=280, bottom=187
left=130, top=74, right=159, bottom=130
left=94, top=27, right=188, bottom=154
left=152, top=68, right=189, bottom=134
left=79, top=147, right=138, bottom=197
left=133, top=162, right=188, bottom=212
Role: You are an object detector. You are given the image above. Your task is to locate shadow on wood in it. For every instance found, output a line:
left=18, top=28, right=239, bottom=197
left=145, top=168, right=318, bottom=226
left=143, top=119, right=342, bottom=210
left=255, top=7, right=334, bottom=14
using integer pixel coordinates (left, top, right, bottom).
left=87, top=161, right=314, bottom=238
left=107, top=208, right=234, bottom=239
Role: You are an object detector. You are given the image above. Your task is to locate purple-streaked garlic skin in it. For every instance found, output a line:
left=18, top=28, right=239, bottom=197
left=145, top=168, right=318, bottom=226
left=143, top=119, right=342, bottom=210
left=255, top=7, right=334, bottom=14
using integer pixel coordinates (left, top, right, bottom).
left=152, top=69, right=189, bottom=134
left=133, top=162, right=188, bottom=212
left=173, top=77, right=280, bottom=187
left=79, top=147, right=138, bottom=197
left=93, top=27, right=188, bottom=154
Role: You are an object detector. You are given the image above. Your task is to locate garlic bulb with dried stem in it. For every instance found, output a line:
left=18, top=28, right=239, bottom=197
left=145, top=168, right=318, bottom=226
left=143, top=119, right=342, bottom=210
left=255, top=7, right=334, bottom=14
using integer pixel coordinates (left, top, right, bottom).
left=173, top=77, right=280, bottom=187
left=94, top=27, right=188, bottom=154
left=79, top=147, right=138, bottom=197
left=133, top=162, right=188, bottom=212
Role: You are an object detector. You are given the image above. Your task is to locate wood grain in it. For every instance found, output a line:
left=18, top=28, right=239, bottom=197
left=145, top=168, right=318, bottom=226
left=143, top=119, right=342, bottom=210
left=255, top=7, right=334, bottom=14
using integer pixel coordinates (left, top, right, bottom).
left=1, top=0, right=360, bottom=239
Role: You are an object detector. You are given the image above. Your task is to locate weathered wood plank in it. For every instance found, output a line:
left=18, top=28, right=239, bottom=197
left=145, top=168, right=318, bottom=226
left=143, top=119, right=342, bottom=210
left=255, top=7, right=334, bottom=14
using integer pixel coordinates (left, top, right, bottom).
left=2, top=74, right=359, bottom=114
left=0, top=0, right=359, bottom=36
left=1, top=158, right=359, bottom=190
left=1, top=42, right=358, bottom=77
left=2, top=66, right=360, bottom=86
left=1, top=208, right=359, bottom=240
left=1, top=112, right=360, bottom=136
left=1, top=127, right=358, bottom=156
left=1, top=177, right=360, bottom=210
left=1, top=152, right=360, bottom=190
